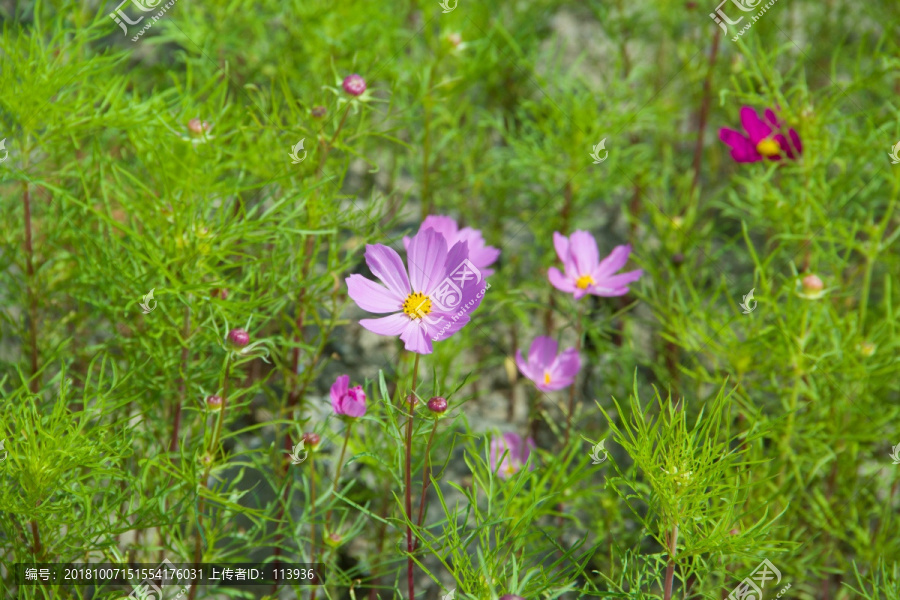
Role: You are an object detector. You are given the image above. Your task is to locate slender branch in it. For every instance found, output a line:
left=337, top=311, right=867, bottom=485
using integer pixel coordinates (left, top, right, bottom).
left=23, top=182, right=39, bottom=394
left=414, top=419, right=440, bottom=538
left=170, top=304, right=190, bottom=452
left=690, top=26, right=721, bottom=196
left=563, top=302, right=584, bottom=446
left=663, top=523, right=679, bottom=600
left=325, top=423, right=353, bottom=531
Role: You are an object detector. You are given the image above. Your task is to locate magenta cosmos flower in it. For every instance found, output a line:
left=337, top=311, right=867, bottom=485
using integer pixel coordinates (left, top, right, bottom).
left=403, top=215, right=501, bottom=277
left=548, top=231, right=642, bottom=299
left=516, top=336, right=581, bottom=391
left=346, top=228, right=486, bottom=354
left=490, top=432, right=535, bottom=479
left=719, top=106, right=802, bottom=163
left=330, top=375, right=367, bottom=417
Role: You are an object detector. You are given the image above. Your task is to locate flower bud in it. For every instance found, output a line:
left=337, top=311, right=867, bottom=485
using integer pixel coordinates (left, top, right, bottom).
left=187, top=118, right=211, bottom=136
left=500, top=596, right=525, bottom=600
left=342, top=74, right=367, bottom=96
left=325, top=532, right=343, bottom=547
left=858, top=341, right=876, bottom=357
left=427, top=396, right=448, bottom=413
left=407, top=394, right=418, bottom=407
left=211, top=288, right=229, bottom=300
left=206, top=395, right=224, bottom=410
left=311, top=105, right=327, bottom=118
left=302, top=432, right=321, bottom=447
left=228, top=328, right=250, bottom=347
left=447, top=32, right=462, bottom=47
left=671, top=252, right=685, bottom=266
left=802, top=274, right=824, bottom=293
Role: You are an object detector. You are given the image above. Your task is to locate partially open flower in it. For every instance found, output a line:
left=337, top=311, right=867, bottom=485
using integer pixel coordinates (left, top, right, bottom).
left=228, top=328, right=250, bottom=347
left=331, top=375, right=367, bottom=417
left=490, top=433, right=536, bottom=479
left=342, top=74, right=367, bottom=96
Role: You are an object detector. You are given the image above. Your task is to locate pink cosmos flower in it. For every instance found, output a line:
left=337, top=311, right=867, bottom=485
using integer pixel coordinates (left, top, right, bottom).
left=403, top=215, right=501, bottom=277
left=330, top=375, right=367, bottom=417
left=490, top=432, right=535, bottom=479
left=548, top=231, right=642, bottom=299
left=719, top=106, right=802, bottom=163
left=346, top=228, right=486, bottom=354
left=515, top=336, right=581, bottom=392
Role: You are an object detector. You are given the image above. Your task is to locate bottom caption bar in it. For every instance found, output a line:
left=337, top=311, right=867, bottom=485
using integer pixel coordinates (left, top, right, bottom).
left=15, top=560, right=325, bottom=590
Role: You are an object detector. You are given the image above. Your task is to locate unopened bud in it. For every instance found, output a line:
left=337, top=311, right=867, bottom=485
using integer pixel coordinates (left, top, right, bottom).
left=802, top=274, right=824, bottom=293
left=206, top=395, right=224, bottom=410
left=302, top=432, right=321, bottom=446
left=311, top=106, right=327, bottom=118
left=427, top=397, right=448, bottom=413
left=188, top=118, right=211, bottom=136
left=228, top=328, right=250, bottom=347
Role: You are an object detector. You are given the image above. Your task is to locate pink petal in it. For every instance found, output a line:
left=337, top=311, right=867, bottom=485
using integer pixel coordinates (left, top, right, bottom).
left=553, top=348, right=582, bottom=382
left=365, top=244, right=410, bottom=299
left=790, top=129, right=802, bottom=155
left=399, top=320, right=433, bottom=354
left=548, top=267, right=576, bottom=293
left=515, top=349, right=539, bottom=383
left=408, top=228, right=448, bottom=294
left=763, top=108, right=781, bottom=129
left=347, top=274, right=403, bottom=313
left=594, top=244, right=632, bottom=279
left=596, top=269, right=643, bottom=290
left=359, top=313, right=410, bottom=336
left=421, top=215, right=459, bottom=243
left=739, top=106, right=772, bottom=144
left=528, top=336, right=558, bottom=370
left=553, top=232, right=579, bottom=279
left=343, top=397, right=367, bottom=418
left=568, top=230, right=600, bottom=277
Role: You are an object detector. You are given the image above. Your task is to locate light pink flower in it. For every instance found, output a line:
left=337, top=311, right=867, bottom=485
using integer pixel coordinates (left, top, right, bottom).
left=548, top=231, right=642, bottom=299
left=515, top=336, right=581, bottom=392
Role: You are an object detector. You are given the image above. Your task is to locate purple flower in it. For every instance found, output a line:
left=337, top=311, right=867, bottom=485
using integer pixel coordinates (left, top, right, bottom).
left=719, top=106, right=802, bottom=163
left=342, top=74, right=367, bottom=96
left=490, top=433, right=535, bottom=479
left=548, top=231, right=642, bottom=299
left=403, top=215, right=500, bottom=277
left=346, top=228, right=486, bottom=354
left=330, top=375, right=367, bottom=417
left=515, top=336, right=581, bottom=392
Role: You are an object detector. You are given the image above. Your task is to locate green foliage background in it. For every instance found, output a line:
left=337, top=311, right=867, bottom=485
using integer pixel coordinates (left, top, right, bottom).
left=0, top=0, right=899, bottom=598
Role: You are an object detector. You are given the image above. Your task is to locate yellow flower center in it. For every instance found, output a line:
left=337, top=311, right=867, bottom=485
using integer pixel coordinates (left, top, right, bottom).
left=575, top=274, right=595, bottom=289
left=402, top=292, right=432, bottom=319
left=756, top=137, right=781, bottom=157
left=543, top=371, right=551, bottom=385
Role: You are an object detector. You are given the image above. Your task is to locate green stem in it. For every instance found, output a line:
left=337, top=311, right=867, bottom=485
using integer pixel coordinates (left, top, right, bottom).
left=325, top=423, right=353, bottom=532
left=405, top=353, right=421, bottom=600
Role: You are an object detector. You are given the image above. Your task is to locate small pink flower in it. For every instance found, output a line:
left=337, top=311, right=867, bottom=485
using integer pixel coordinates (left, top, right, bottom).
left=187, top=118, right=211, bottom=136
left=330, top=375, right=367, bottom=417
left=515, top=336, right=581, bottom=392
left=228, top=328, right=249, bottom=347
left=490, top=433, right=535, bottom=479
left=342, top=74, right=367, bottom=96
left=719, top=106, right=802, bottom=163
left=548, top=231, right=642, bottom=299
left=403, top=215, right=500, bottom=277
